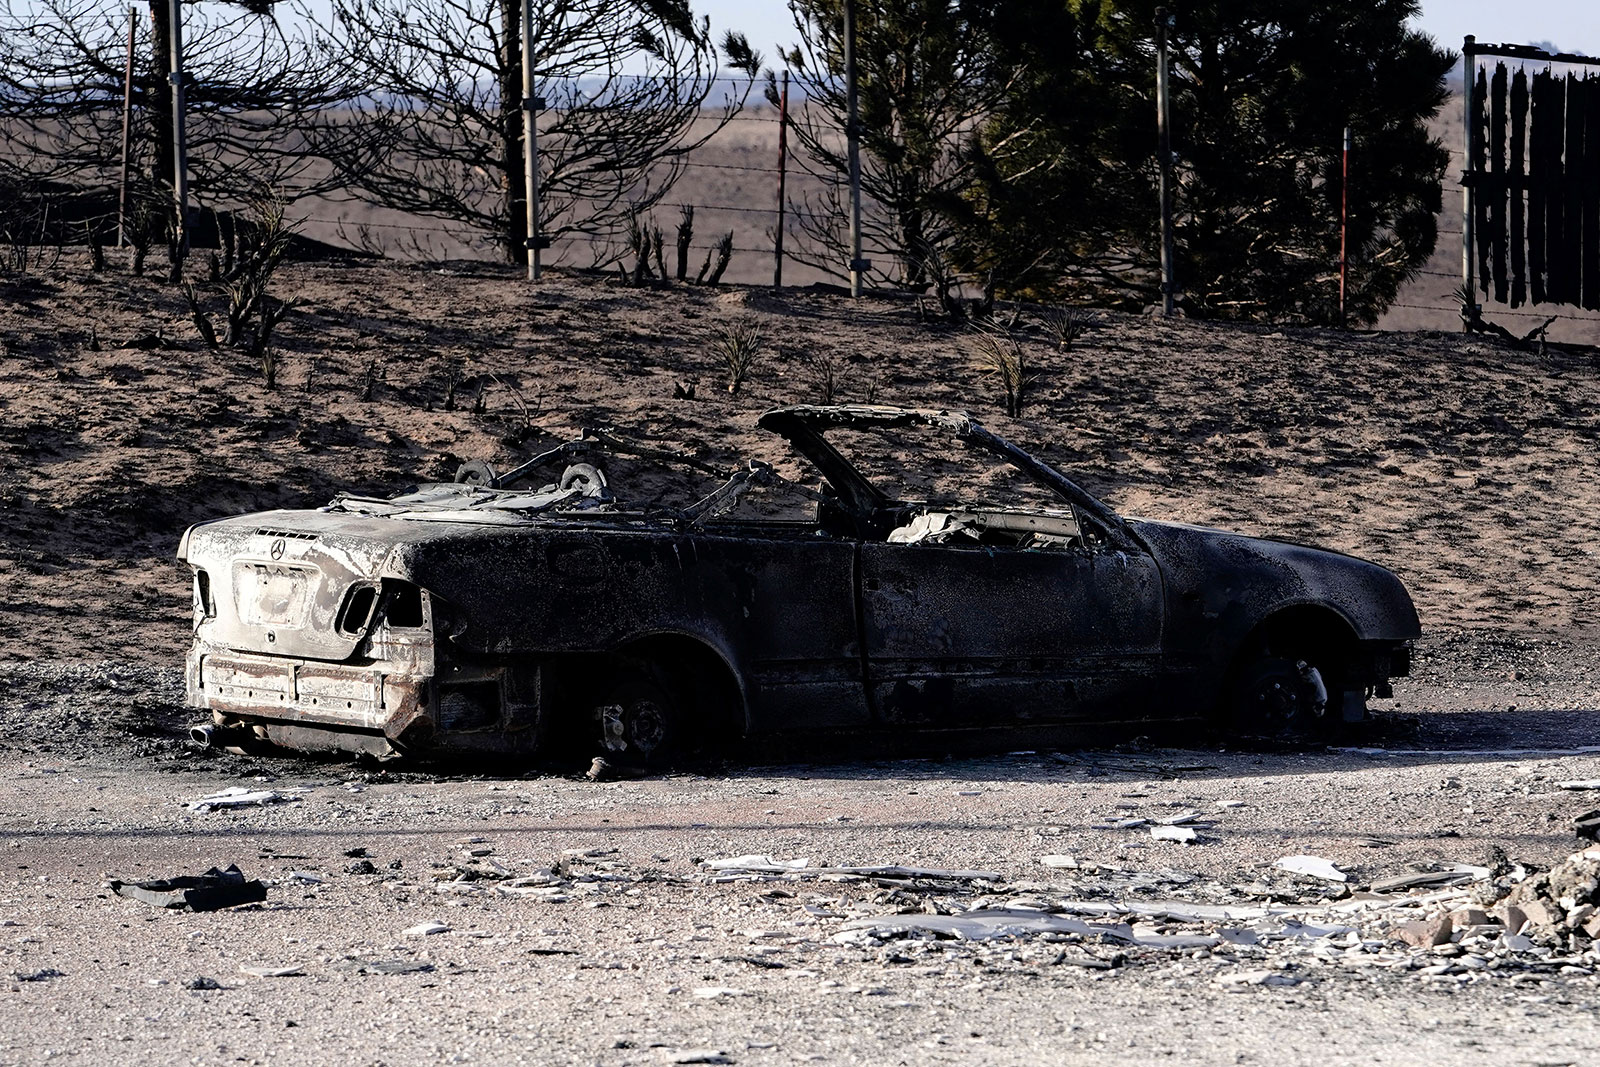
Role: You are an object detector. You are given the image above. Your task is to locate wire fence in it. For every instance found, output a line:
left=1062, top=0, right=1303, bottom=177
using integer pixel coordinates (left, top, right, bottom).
left=6, top=73, right=1600, bottom=337
left=255, top=82, right=848, bottom=289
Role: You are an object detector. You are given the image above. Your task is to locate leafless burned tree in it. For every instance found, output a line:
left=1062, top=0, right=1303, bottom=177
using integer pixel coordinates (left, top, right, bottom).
left=315, top=0, right=760, bottom=265
left=0, top=0, right=368, bottom=269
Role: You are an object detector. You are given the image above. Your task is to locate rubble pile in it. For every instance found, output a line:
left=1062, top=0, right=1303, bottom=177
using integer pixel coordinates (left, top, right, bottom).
left=707, top=848, right=1600, bottom=988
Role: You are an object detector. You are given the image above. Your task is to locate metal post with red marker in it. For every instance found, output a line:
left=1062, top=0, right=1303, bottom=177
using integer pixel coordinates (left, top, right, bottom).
left=1340, top=125, right=1351, bottom=325
left=774, top=69, right=789, bottom=290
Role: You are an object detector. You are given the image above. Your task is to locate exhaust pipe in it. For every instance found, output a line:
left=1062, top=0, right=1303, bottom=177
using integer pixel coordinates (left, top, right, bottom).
left=190, top=721, right=276, bottom=756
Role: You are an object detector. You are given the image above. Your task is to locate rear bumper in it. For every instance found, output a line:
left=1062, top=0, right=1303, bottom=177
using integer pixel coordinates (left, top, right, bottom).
left=187, top=648, right=539, bottom=760
left=188, top=649, right=432, bottom=756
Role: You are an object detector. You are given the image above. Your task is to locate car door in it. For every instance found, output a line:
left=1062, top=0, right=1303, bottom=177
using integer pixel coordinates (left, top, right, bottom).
left=858, top=528, right=1164, bottom=728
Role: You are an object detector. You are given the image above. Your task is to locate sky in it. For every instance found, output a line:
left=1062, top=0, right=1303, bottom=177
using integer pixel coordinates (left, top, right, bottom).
left=702, top=1, right=1600, bottom=68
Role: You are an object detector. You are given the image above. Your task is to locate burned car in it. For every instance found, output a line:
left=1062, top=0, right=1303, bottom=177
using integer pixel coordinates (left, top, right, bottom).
left=179, top=405, right=1418, bottom=764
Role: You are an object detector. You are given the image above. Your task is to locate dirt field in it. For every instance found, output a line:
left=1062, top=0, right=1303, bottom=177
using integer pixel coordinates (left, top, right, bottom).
left=5, top=252, right=1600, bottom=1064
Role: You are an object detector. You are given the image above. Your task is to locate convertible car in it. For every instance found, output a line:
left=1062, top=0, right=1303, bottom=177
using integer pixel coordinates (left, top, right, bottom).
left=178, top=405, right=1419, bottom=764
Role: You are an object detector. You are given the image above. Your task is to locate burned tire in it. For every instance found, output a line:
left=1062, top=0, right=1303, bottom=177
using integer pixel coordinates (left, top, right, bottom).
left=1226, top=648, right=1334, bottom=741
left=592, top=663, right=681, bottom=770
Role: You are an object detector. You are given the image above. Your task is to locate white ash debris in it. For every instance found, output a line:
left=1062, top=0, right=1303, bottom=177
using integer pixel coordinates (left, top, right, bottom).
left=698, top=856, right=1002, bottom=885
left=424, top=843, right=684, bottom=903
left=1275, top=855, right=1348, bottom=882
left=780, top=847, right=1600, bottom=985
left=184, top=785, right=297, bottom=812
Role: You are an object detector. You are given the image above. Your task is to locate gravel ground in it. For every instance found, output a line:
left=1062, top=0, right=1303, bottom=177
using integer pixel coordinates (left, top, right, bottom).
left=4, top=631, right=1600, bottom=1066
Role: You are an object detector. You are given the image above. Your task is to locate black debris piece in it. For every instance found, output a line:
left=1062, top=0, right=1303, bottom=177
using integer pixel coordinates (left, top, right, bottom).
left=1529, top=68, right=1551, bottom=304
left=1575, top=809, right=1600, bottom=842
left=1509, top=67, right=1528, bottom=307
left=1473, top=66, right=1492, bottom=290
left=109, top=864, right=267, bottom=912
left=14, top=969, right=65, bottom=982
left=1559, top=73, right=1584, bottom=305
left=1489, top=62, right=1508, bottom=304
left=1583, top=74, right=1600, bottom=310
left=332, top=957, right=435, bottom=976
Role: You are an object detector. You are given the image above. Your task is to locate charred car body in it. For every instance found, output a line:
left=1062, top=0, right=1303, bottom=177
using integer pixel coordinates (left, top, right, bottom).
left=179, top=406, right=1419, bottom=764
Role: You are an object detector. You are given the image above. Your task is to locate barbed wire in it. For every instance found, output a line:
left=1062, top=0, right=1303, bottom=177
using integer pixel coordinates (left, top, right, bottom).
left=1388, top=301, right=1598, bottom=319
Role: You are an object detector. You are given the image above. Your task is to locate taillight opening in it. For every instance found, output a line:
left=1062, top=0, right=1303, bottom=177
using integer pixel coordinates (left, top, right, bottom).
left=338, top=585, right=378, bottom=635
left=383, top=580, right=426, bottom=628
left=194, top=569, right=215, bottom=618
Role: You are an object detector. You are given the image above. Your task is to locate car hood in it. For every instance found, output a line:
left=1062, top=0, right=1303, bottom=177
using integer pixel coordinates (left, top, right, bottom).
left=1126, top=518, right=1421, bottom=642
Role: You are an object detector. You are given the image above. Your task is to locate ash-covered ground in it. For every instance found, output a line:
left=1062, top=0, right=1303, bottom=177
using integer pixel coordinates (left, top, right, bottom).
left=4, top=257, right=1600, bottom=1064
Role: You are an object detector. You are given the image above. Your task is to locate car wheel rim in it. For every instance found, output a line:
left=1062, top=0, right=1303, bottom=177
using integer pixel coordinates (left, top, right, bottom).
left=1249, top=661, right=1327, bottom=727
left=627, top=698, right=668, bottom=754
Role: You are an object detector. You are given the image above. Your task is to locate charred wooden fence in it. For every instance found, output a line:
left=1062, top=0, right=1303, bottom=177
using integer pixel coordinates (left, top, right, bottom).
left=1463, top=37, right=1600, bottom=312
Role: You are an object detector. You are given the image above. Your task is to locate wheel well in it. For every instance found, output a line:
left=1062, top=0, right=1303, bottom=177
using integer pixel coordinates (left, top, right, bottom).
left=1236, top=605, right=1360, bottom=678
left=610, top=633, right=747, bottom=750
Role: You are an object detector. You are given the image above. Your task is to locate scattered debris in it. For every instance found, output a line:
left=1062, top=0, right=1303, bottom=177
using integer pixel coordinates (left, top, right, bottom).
left=333, top=957, right=435, bottom=976
left=691, top=986, right=748, bottom=999
left=1393, top=914, right=1455, bottom=948
left=185, top=786, right=294, bottom=813
left=837, top=908, right=1220, bottom=949
left=1370, top=865, right=1489, bottom=893
left=1275, top=855, right=1348, bottom=883
left=1039, top=855, right=1079, bottom=869
left=404, top=921, right=450, bottom=937
left=109, top=865, right=267, bottom=911
left=185, top=976, right=223, bottom=990
left=673, top=1051, right=734, bottom=1065
left=1151, top=825, right=1199, bottom=844
left=703, top=855, right=809, bottom=874
left=1575, top=809, right=1600, bottom=843
left=238, top=964, right=303, bottom=978
left=1216, top=970, right=1299, bottom=988
left=13, top=968, right=65, bottom=982
left=1559, top=780, right=1600, bottom=791
left=701, top=857, right=1001, bottom=884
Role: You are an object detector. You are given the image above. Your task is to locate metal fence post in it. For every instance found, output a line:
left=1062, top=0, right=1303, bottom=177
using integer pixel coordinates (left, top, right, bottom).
left=117, top=6, right=135, bottom=248
left=167, top=0, right=188, bottom=260
left=1462, top=34, right=1477, bottom=330
left=774, top=69, right=789, bottom=290
left=844, top=0, right=864, bottom=297
left=1155, top=7, right=1177, bottom=317
left=520, top=0, right=544, bottom=281
left=1340, top=126, right=1351, bottom=325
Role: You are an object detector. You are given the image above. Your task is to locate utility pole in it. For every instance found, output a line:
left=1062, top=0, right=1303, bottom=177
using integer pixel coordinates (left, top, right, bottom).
left=1340, top=126, right=1351, bottom=326
left=117, top=6, right=136, bottom=248
left=844, top=0, right=867, bottom=297
left=774, top=69, right=790, bottom=290
left=520, top=0, right=544, bottom=280
left=167, top=0, right=189, bottom=261
left=1461, top=35, right=1477, bottom=331
left=1155, top=7, right=1177, bottom=317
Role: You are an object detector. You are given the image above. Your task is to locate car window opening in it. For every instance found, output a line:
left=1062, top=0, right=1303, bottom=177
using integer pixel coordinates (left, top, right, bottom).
left=888, top=508, right=1085, bottom=551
